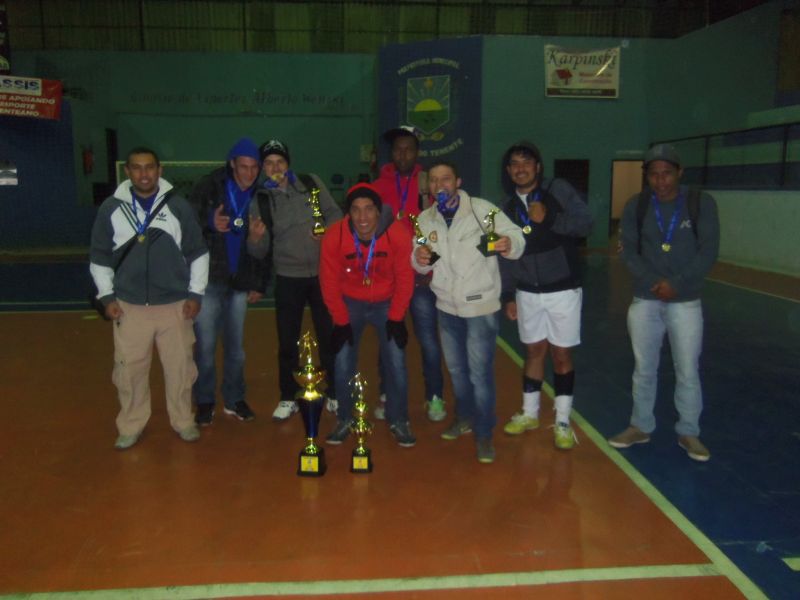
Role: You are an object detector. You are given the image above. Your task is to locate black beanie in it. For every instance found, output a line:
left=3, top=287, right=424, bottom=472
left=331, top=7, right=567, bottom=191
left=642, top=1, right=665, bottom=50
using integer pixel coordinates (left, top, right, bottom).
left=345, top=183, right=382, bottom=212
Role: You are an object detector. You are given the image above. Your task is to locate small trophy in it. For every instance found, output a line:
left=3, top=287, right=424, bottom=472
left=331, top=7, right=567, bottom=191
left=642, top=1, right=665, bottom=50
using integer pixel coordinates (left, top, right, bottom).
left=294, top=332, right=327, bottom=477
left=309, top=188, right=326, bottom=236
left=478, top=208, right=501, bottom=257
left=409, top=214, right=440, bottom=265
left=349, top=373, right=373, bottom=474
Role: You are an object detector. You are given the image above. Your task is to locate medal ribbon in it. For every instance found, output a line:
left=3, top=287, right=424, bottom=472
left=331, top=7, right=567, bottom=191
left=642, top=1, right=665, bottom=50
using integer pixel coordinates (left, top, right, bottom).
left=516, top=190, right=540, bottom=231
left=226, top=179, right=250, bottom=231
left=130, top=188, right=160, bottom=239
left=651, top=192, right=683, bottom=248
left=353, top=229, right=377, bottom=282
left=395, top=172, right=411, bottom=216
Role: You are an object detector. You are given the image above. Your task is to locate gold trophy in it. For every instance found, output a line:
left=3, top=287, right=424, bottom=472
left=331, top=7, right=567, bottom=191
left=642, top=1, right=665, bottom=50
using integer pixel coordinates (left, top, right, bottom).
left=409, top=214, right=440, bottom=265
left=349, top=373, right=373, bottom=473
left=309, top=188, right=326, bottom=236
left=478, top=208, right=501, bottom=256
left=294, top=332, right=327, bottom=477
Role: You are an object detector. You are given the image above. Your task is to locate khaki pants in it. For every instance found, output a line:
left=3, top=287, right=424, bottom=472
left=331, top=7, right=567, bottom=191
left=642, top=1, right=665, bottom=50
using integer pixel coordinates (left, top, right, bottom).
left=112, top=300, right=197, bottom=436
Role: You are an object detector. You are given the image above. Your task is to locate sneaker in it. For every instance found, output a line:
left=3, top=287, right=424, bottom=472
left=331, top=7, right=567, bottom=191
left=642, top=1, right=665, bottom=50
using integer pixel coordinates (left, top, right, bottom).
left=389, top=421, right=416, bottom=447
left=179, top=425, right=200, bottom=443
left=426, top=395, right=446, bottom=422
left=374, top=393, right=387, bottom=421
left=195, top=404, right=215, bottom=427
left=224, top=401, right=255, bottom=422
left=325, top=397, right=338, bottom=414
left=325, top=420, right=352, bottom=445
left=608, top=426, right=650, bottom=449
left=503, top=412, right=539, bottom=435
left=114, top=433, right=140, bottom=450
left=553, top=422, right=578, bottom=450
left=441, top=419, right=472, bottom=440
left=272, top=400, right=298, bottom=421
left=678, top=435, right=711, bottom=462
left=476, top=438, right=495, bottom=464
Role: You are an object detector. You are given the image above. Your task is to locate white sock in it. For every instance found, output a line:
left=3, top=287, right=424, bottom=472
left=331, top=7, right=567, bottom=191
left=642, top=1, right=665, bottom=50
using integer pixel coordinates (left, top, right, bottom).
left=523, top=391, right=540, bottom=418
left=554, top=395, right=573, bottom=424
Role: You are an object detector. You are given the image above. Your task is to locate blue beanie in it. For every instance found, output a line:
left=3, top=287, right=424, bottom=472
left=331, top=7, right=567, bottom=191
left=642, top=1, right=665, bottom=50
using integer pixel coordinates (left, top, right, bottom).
left=227, top=137, right=259, bottom=162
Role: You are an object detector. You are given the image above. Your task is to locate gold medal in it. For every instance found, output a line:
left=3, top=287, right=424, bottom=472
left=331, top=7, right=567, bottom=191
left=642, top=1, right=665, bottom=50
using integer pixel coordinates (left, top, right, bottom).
left=233, top=217, right=244, bottom=229
left=522, top=225, right=532, bottom=234
left=662, top=243, right=671, bottom=252
left=363, top=277, right=371, bottom=286
left=137, top=234, right=146, bottom=243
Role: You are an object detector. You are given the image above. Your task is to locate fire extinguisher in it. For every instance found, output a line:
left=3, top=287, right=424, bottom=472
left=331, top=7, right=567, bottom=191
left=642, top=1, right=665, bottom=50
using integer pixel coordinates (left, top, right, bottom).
left=82, top=146, right=94, bottom=175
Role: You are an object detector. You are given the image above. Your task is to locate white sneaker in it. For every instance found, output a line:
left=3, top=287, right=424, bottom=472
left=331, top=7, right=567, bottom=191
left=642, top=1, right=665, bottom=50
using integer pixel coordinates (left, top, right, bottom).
left=272, top=400, right=298, bottom=421
left=374, top=393, right=387, bottom=420
left=325, top=397, right=338, bottom=414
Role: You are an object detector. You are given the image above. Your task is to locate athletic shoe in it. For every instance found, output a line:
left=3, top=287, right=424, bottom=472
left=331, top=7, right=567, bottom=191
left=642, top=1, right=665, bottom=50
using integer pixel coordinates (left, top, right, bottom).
left=608, top=426, right=650, bottom=448
left=476, top=438, right=495, bottom=464
left=179, top=425, right=200, bottom=443
left=374, top=393, right=387, bottom=420
left=426, top=395, right=446, bottom=422
left=503, top=412, right=539, bottom=435
left=678, top=435, right=711, bottom=462
left=114, top=433, right=140, bottom=450
left=441, top=419, right=472, bottom=440
left=224, top=401, right=255, bottom=422
left=325, top=420, right=352, bottom=445
left=325, top=397, right=338, bottom=414
left=553, top=422, right=578, bottom=450
left=389, top=421, right=416, bottom=447
left=272, top=400, right=298, bottom=421
left=194, top=404, right=215, bottom=426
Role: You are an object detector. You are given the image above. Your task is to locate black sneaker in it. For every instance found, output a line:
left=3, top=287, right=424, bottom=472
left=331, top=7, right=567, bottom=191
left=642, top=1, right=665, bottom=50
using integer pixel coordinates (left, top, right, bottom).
left=224, top=401, right=255, bottom=422
left=325, top=420, right=352, bottom=445
left=195, top=404, right=215, bottom=427
left=389, top=421, right=416, bottom=448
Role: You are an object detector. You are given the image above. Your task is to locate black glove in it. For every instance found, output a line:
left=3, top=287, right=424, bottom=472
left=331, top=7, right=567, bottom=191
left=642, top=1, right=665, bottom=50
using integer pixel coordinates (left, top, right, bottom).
left=386, top=319, right=408, bottom=349
left=331, top=323, right=353, bottom=354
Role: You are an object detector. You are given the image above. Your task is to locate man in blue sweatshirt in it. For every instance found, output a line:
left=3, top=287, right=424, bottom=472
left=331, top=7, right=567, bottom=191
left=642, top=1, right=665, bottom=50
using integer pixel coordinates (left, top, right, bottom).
left=609, top=144, right=719, bottom=462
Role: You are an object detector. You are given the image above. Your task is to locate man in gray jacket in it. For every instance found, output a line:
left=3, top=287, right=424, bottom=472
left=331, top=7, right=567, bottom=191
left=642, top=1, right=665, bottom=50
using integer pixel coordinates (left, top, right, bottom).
left=256, top=139, right=343, bottom=420
left=609, top=144, right=719, bottom=462
left=90, top=147, right=209, bottom=450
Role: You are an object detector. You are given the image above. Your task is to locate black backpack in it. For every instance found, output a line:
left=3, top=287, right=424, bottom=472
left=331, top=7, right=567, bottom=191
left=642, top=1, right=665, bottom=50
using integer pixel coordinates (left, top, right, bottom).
left=636, top=187, right=701, bottom=254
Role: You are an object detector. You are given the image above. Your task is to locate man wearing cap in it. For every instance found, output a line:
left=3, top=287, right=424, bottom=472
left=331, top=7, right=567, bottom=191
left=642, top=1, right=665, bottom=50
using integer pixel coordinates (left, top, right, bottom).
left=189, top=137, right=269, bottom=425
left=372, top=126, right=446, bottom=424
left=412, top=160, right=525, bottom=463
left=256, top=139, right=342, bottom=421
left=498, top=141, right=594, bottom=450
left=609, top=144, right=719, bottom=462
left=319, top=183, right=416, bottom=447
left=90, top=147, right=209, bottom=449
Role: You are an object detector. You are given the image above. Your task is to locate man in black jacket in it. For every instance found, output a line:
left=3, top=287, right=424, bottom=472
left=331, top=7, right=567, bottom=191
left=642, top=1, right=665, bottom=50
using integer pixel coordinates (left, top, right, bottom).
left=189, top=137, right=270, bottom=426
left=498, top=141, right=593, bottom=450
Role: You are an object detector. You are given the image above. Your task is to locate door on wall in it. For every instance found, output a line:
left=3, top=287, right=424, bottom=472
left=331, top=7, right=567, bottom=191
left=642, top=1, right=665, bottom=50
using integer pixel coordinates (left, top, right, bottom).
left=553, top=159, right=589, bottom=245
left=610, top=160, right=644, bottom=238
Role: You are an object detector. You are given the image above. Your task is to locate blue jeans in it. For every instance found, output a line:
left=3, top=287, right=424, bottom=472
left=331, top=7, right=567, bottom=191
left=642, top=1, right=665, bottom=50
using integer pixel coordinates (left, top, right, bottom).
left=438, top=310, right=499, bottom=439
left=193, top=281, right=248, bottom=409
left=409, top=283, right=444, bottom=399
left=335, top=298, right=408, bottom=425
left=627, top=298, right=704, bottom=437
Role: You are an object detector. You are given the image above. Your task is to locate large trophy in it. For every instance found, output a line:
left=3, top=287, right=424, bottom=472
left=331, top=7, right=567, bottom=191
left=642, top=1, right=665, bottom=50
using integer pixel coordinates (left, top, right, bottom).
left=309, top=188, right=326, bottom=236
left=478, top=208, right=501, bottom=257
left=409, top=214, right=440, bottom=265
left=294, top=332, right=327, bottom=477
left=349, top=373, right=374, bottom=473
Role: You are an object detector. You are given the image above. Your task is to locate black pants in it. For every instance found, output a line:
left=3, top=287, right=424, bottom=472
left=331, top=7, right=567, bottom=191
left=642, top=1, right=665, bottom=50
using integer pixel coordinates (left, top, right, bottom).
left=274, top=274, right=336, bottom=400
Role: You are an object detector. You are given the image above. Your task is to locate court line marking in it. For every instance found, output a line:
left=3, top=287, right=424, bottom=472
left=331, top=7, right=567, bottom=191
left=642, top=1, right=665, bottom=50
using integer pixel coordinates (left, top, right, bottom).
left=783, top=557, right=800, bottom=571
left=706, top=277, right=800, bottom=304
left=496, top=336, right=767, bottom=600
left=0, top=564, right=721, bottom=599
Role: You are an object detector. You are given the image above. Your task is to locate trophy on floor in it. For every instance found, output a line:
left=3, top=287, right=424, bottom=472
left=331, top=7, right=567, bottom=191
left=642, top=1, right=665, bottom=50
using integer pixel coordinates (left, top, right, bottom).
left=349, top=373, right=373, bottom=473
left=309, top=187, right=326, bottom=236
left=294, top=332, right=327, bottom=477
left=409, top=214, right=440, bottom=265
left=478, top=208, right=501, bottom=256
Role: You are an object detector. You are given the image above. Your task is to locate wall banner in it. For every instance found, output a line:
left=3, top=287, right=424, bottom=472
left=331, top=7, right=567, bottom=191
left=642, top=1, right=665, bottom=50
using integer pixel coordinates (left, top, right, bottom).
left=0, top=76, right=63, bottom=119
left=545, top=45, right=620, bottom=99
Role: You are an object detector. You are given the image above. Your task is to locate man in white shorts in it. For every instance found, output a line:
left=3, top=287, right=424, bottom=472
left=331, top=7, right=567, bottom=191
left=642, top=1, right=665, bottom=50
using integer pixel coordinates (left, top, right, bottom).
left=498, top=141, right=594, bottom=449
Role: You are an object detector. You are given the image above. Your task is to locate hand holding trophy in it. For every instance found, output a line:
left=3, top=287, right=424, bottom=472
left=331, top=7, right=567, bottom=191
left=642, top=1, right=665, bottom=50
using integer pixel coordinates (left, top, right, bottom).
left=409, top=214, right=440, bottom=265
left=294, top=332, right=327, bottom=477
left=478, top=208, right=501, bottom=257
left=309, top=188, right=326, bottom=236
left=349, top=373, right=374, bottom=473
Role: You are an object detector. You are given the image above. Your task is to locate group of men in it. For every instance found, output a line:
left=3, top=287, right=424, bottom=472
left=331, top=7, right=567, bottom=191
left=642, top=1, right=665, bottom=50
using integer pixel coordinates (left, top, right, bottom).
left=90, top=128, right=719, bottom=464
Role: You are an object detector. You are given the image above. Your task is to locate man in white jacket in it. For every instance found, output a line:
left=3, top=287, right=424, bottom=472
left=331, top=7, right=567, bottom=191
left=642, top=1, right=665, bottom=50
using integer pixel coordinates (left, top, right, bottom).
left=412, top=160, right=524, bottom=463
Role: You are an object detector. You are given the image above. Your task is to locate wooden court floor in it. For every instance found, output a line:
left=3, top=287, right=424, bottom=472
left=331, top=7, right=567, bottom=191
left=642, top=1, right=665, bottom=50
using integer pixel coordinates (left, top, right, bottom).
left=0, top=303, right=758, bottom=599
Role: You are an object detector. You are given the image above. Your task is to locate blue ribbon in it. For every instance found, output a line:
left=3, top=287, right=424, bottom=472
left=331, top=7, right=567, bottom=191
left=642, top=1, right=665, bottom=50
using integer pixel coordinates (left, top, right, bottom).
left=130, top=188, right=159, bottom=239
left=353, top=229, right=377, bottom=282
left=651, top=192, right=683, bottom=249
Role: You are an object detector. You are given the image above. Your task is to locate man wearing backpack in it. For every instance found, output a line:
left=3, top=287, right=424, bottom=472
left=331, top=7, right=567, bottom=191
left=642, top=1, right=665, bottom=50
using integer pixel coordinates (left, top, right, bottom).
left=608, top=144, right=719, bottom=462
left=256, top=139, right=342, bottom=421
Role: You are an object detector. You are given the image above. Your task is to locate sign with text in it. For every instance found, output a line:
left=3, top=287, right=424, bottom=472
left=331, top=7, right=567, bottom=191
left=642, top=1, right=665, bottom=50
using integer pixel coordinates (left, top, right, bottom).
left=545, top=45, right=620, bottom=99
left=0, top=76, right=63, bottom=119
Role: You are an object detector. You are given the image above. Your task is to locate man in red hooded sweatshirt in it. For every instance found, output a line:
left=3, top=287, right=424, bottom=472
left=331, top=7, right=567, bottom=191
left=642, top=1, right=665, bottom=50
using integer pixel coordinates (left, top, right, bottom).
left=319, top=183, right=416, bottom=447
left=372, top=126, right=446, bottom=424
